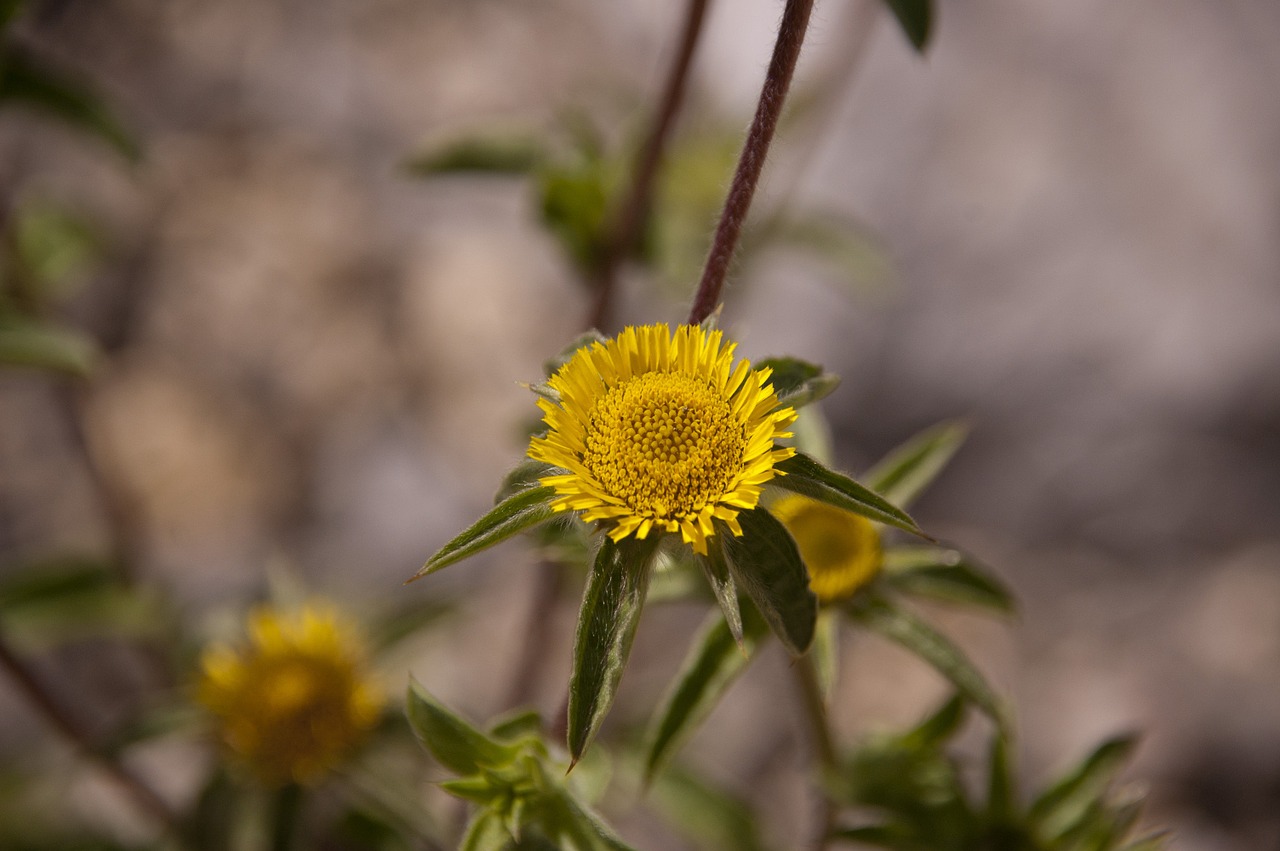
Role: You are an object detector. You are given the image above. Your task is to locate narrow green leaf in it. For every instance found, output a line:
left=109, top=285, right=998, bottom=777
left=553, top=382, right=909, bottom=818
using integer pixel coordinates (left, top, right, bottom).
left=986, top=734, right=1015, bottom=826
left=489, top=709, right=544, bottom=744
left=567, top=535, right=660, bottom=763
left=902, top=694, right=967, bottom=750
left=812, top=609, right=840, bottom=698
left=697, top=540, right=743, bottom=646
left=411, top=486, right=557, bottom=581
left=864, top=420, right=968, bottom=508
left=0, top=45, right=139, bottom=160
left=404, top=136, right=545, bottom=176
left=495, top=460, right=562, bottom=503
left=883, top=0, right=934, bottom=52
left=755, top=356, right=840, bottom=409
left=1029, top=734, right=1139, bottom=840
left=775, top=452, right=927, bottom=539
left=546, top=787, right=638, bottom=851
left=852, top=597, right=1007, bottom=728
left=367, top=599, right=453, bottom=653
left=0, top=316, right=96, bottom=376
left=406, top=680, right=519, bottom=775
left=882, top=547, right=1014, bottom=613
left=828, top=824, right=910, bottom=847
left=643, top=606, right=769, bottom=784
left=459, top=809, right=511, bottom=851
left=720, top=507, right=818, bottom=655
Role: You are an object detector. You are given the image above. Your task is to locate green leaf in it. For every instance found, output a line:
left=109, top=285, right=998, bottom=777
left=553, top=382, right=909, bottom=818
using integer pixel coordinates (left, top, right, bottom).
left=986, top=734, right=1015, bottom=827
left=0, top=45, right=139, bottom=160
left=755, top=356, right=840, bottom=409
left=0, top=315, right=96, bottom=376
left=719, top=507, right=817, bottom=655
left=648, top=767, right=770, bottom=851
left=864, top=420, right=968, bottom=509
left=459, top=809, right=512, bottom=851
left=1029, top=734, right=1139, bottom=841
left=411, top=486, right=558, bottom=581
left=14, top=202, right=102, bottom=297
left=851, top=596, right=1007, bottom=729
left=827, top=824, right=912, bottom=848
left=643, top=606, right=769, bottom=784
left=542, top=785, right=637, bottom=851
left=697, top=540, right=742, bottom=647
left=0, top=556, right=161, bottom=646
left=883, top=0, right=934, bottom=52
left=365, top=599, right=453, bottom=653
left=902, top=694, right=967, bottom=750
left=495, top=460, right=562, bottom=503
left=812, top=608, right=840, bottom=698
left=537, top=158, right=611, bottom=276
left=567, top=535, right=660, bottom=763
left=406, top=680, right=520, bottom=775
left=775, top=452, right=927, bottom=539
left=882, top=547, right=1014, bottom=613
left=404, top=135, right=545, bottom=176
left=489, top=709, right=544, bottom=744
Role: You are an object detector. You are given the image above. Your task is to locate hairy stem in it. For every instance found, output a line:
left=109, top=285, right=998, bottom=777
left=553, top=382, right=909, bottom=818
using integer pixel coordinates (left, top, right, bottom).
left=687, top=0, right=816, bottom=325
left=588, top=0, right=711, bottom=331
left=794, top=653, right=838, bottom=850
left=0, top=632, right=180, bottom=835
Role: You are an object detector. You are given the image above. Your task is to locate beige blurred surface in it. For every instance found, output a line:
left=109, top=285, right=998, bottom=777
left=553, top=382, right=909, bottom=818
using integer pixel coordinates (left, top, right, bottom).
left=2, top=0, right=1279, bottom=847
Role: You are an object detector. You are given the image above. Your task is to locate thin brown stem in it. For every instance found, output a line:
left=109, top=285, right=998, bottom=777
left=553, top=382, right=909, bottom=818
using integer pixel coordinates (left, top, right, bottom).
left=0, top=632, right=181, bottom=835
left=687, top=0, right=816, bottom=326
left=793, top=654, right=838, bottom=850
left=587, top=0, right=711, bottom=332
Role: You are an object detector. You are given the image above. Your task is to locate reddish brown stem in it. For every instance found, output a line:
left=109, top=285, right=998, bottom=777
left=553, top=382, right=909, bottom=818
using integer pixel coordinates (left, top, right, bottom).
left=587, top=0, right=711, bottom=331
left=687, top=0, right=816, bottom=325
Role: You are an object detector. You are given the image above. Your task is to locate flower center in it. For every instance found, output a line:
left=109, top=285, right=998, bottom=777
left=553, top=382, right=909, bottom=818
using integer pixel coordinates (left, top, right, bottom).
left=583, top=371, right=746, bottom=520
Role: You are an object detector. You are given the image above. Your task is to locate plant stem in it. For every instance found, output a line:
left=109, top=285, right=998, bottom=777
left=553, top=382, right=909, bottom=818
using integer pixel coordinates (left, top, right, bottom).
left=588, top=0, right=711, bottom=331
left=688, top=0, right=816, bottom=326
left=0, top=632, right=181, bottom=836
left=793, top=653, right=837, bottom=850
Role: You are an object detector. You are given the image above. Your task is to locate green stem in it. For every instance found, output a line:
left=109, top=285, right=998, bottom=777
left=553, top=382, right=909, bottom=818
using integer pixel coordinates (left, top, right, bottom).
left=687, top=0, right=816, bottom=325
left=793, top=653, right=837, bottom=850
left=0, top=631, right=181, bottom=836
left=588, top=0, right=711, bottom=331
left=270, top=782, right=305, bottom=851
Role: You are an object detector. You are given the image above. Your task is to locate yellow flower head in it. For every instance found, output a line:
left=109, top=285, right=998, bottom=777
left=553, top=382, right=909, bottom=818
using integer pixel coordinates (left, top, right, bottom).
left=197, top=603, right=383, bottom=786
left=529, top=324, right=797, bottom=555
left=772, top=494, right=883, bottom=603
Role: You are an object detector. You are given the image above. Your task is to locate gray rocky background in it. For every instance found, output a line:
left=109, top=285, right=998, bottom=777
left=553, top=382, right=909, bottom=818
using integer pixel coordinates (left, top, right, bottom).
left=2, top=0, right=1278, bottom=847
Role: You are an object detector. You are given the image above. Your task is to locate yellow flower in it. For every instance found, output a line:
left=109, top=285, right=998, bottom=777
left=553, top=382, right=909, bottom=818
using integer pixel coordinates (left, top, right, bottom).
left=529, top=324, right=797, bottom=555
left=197, top=603, right=383, bottom=786
left=772, top=494, right=883, bottom=602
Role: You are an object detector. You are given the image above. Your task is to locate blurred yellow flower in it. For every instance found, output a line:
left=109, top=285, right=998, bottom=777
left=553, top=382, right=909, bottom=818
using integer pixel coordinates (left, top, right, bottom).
left=529, top=323, right=796, bottom=555
left=198, top=603, right=383, bottom=785
left=772, top=494, right=882, bottom=602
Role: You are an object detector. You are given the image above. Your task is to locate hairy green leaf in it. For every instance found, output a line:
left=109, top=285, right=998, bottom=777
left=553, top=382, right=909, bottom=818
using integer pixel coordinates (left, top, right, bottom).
left=851, top=597, right=1008, bottom=729
left=697, top=540, right=742, bottom=647
left=775, top=452, right=927, bottom=539
left=882, top=547, right=1014, bottom=613
left=411, top=486, right=557, bottom=581
left=543, top=330, right=609, bottom=377
left=864, top=420, right=968, bottom=508
left=459, top=809, right=510, bottom=851
left=0, top=45, right=139, bottom=160
left=567, top=535, right=660, bottom=763
left=406, top=680, right=519, bottom=775
left=755, top=356, right=840, bottom=409
left=643, top=606, right=769, bottom=784
left=1029, top=734, right=1139, bottom=840
left=902, top=694, right=967, bottom=751
left=883, top=0, right=934, bottom=52
left=495, top=460, right=562, bottom=503
left=720, top=507, right=817, bottom=655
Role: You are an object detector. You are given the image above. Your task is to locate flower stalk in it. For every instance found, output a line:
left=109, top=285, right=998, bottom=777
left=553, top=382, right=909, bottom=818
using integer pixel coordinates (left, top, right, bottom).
left=589, top=0, right=711, bottom=331
left=688, top=0, right=816, bottom=325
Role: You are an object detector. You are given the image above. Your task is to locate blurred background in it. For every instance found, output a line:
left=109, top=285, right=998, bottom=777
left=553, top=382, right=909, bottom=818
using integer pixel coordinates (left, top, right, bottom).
left=2, top=0, right=1278, bottom=848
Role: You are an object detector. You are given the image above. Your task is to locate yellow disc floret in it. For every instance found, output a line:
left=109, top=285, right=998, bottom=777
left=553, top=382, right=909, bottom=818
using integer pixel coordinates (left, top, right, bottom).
left=772, top=494, right=883, bottom=602
left=529, top=323, right=796, bottom=554
left=197, top=603, right=383, bottom=786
